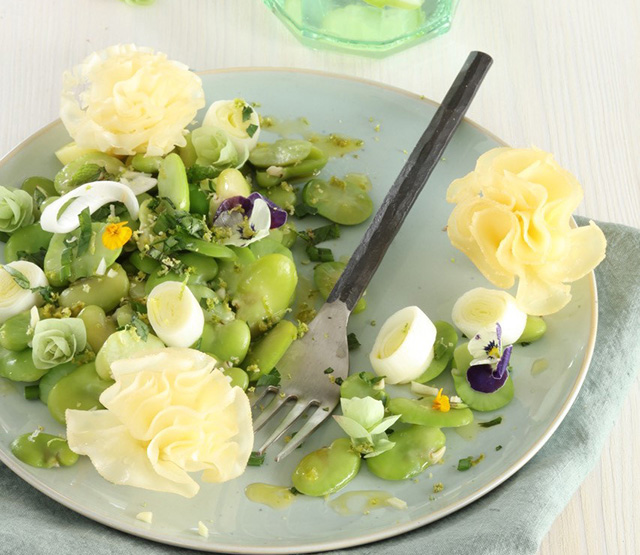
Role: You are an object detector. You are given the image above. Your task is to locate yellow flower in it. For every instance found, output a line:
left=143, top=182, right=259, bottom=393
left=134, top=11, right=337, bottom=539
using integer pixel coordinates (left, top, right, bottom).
left=60, top=44, right=205, bottom=156
left=102, top=221, right=132, bottom=249
left=447, top=147, right=606, bottom=315
left=432, top=388, right=450, bottom=412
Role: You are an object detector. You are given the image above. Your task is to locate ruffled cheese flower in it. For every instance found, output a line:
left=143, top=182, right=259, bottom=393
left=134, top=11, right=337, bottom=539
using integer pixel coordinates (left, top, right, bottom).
left=66, top=348, right=253, bottom=498
left=447, top=147, right=606, bottom=315
left=60, top=44, right=205, bottom=156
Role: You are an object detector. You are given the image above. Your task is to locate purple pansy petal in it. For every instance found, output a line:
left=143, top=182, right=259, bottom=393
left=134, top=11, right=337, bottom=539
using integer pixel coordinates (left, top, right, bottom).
left=494, top=344, right=512, bottom=380
left=495, top=322, right=502, bottom=349
left=248, top=192, right=287, bottom=228
left=466, top=363, right=509, bottom=393
left=214, top=192, right=286, bottom=230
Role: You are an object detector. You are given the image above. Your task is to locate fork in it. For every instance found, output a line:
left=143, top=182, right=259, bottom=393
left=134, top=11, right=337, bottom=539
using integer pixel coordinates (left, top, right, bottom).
left=250, top=51, right=493, bottom=462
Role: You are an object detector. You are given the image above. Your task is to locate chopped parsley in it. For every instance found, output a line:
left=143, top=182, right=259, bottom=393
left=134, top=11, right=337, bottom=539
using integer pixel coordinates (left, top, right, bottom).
left=247, top=452, right=265, bottom=467
left=255, top=368, right=281, bottom=387
left=323, top=367, right=334, bottom=374
left=457, top=454, right=485, bottom=471
left=305, top=245, right=334, bottom=262
left=479, top=417, right=503, bottom=428
left=16, top=248, right=47, bottom=267
left=294, top=203, right=318, bottom=219
left=246, top=124, right=258, bottom=138
left=76, top=207, right=93, bottom=257
left=3, top=265, right=30, bottom=289
left=347, top=332, right=361, bottom=351
left=242, top=104, right=253, bottom=122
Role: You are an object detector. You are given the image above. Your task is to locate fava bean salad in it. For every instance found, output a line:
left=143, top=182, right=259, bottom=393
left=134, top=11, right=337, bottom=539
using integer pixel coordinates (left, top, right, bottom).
left=1, top=45, right=605, bottom=506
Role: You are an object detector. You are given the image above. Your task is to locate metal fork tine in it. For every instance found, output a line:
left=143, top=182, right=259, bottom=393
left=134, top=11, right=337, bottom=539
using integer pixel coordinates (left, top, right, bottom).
left=275, top=405, right=334, bottom=462
left=256, top=401, right=311, bottom=455
left=252, top=394, right=293, bottom=432
left=248, top=385, right=278, bottom=409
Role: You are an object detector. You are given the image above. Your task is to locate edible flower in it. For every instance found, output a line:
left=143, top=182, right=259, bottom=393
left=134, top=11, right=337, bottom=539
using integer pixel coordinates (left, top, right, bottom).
left=432, top=388, right=450, bottom=412
left=32, top=318, right=87, bottom=370
left=333, top=396, right=400, bottom=458
left=213, top=192, right=287, bottom=247
left=466, top=323, right=513, bottom=393
left=102, top=221, right=132, bottom=249
left=0, top=186, right=34, bottom=233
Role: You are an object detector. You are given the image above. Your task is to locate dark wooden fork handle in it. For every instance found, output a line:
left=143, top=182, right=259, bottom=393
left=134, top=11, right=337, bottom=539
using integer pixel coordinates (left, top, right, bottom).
left=327, top=51, right=493, bottom=311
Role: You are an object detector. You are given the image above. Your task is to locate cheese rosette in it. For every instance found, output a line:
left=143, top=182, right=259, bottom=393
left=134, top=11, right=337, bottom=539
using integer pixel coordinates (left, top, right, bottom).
left=447, top=147, right=606, bottom=315
left=66, top=348, right=253, bottom=498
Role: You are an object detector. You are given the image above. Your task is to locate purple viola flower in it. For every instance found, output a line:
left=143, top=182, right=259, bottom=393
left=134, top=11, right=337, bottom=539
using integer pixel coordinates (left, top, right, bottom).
left=213, top=192, right=287, bottom=247
left=465, top=324, right=513, bottom=394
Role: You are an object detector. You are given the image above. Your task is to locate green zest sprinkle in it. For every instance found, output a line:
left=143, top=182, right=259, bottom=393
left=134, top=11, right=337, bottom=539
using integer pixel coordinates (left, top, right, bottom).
left=347, top=333, right=360, bottom=351
left=324, top=367, right=334, bottom=374
left=479, top=417, right=503, bottom=428
left=256, top=368, right=281, bottom=387
left=247, top=452, right=265, bottom=467
left=3, top=265, right=30, bottom=289
left=246, top=124, right=258, bottom=138
left=24, top=385, right=40, bottom=400
left=76, top=207, right=93, bottom=257
left=306, top=245, right=334, bottom=262
left=433, top=482, right=444, bottom=493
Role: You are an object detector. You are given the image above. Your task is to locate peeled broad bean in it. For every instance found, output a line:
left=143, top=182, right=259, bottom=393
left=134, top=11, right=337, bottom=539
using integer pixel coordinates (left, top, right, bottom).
left=268, top=222, right=298, bottom=249
left=95, top=328, right=164, bottom=380
left=131, top=153, right=162, bottom=174
left=11, top=432, right=78, bottom=468
left=21, top=176, right=57, bottom=199
left=114, top=304, right=134, bottom=328
left=223, top=367, right=249, bottom=390
left=0, top=311, right=32, bottom=351
left=189, top=183, right=209, bottom=215
left=54, top=152, right=124, bottom=194
left=366, top=425, right=446, bottom=481
left=157, top=153, right=189, bottom=211
left=517, top=315, right=547, bottom=344
left=314, top=262, right=366, bottom=314
left=387, top=397, right=474, bottom=428
left=292, top=438, right=361, bottom=497
left=4, top=224, right=53, bottom=264
left=59, top=263, right=129, bottom=312
left=199, top=320, right=251, bottom=364
left=303, top=177, right=373, bottom=226
left=78, top=305, right=118, bottom=353
left=129, top=251, right=161, bottom=274
left=249, top=238, right=294, bottom=261
left=233, top=254, right=298, bottom=336
left=243, top=320, right=297, bottom=378
left=216, top=247, right=256, bottom=297
left=340, top=371, right=387, bottom=403
left=249, top=140, right=313, bottom=168
left=144, top=252, right=218, bottom=295
left=0, top=347, right=48, bottom=382
left=262, top=186, right=296, bottom=214
left=47, top=362, right=114, bottom=424
left=255, top=147, right=328, bottom=188
left=414, top=321, right=458, bottom=383
left=38, top=362, right=78, bottom=404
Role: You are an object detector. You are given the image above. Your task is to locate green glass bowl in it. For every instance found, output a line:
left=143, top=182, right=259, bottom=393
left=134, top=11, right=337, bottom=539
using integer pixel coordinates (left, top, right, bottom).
left=263, top=0, right=459, bottom=56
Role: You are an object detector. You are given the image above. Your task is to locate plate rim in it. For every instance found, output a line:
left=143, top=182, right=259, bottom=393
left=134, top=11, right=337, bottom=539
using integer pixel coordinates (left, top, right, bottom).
left=0, top=67, right=598, bottom=554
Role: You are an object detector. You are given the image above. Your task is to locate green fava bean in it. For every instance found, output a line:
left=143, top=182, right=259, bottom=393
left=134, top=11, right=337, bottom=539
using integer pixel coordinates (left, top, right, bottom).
left=200, top=320, right=251, bottom=365
left=11, top=432, right=78, bottom=468
left=292, top=438, right=361, bottom=497
left=189, top=183, right=209, bottom=215
left=415, top=321, right=458, bottom=383
left=243, top=320, right=297, bottom=378
left=45, top=223, right=122, bottom=287
left=223, top=367, right=249, bottom=390
left=47, top=362, right=114, bottom=424
left=387, top=397, right=474, bottom=428
left=249, top=238, right=294, bottom=261
left=249, top=140, right=313, bottom=168
left=158, top=153, right=189, bottom=211
left=262, top=186, right=297, bottom=214
left=303, top=177, right=373, bottom=226
left=0, top=311, right=32, bottom=351
left=177, top=132, right=198, bottom=169
left=38, top=362, right=78, bottom=404
left=54, top=152, right=124, bottom=194
left=517, top=315, right=547, bottom=344
left=129, top=251, right=161, bottom=274
left=4, top=223, right=53, bottom=264
left=95, top=328, right=165, bottom=380
left=216, top=247, right=256, bottom=297
left=21, top=176, right=57, bottom=198
left=130, top=153, right=162, bottom=174
left=78, top=305, right=118, bottom=353
left=340, top=371, right=387, bottom=403
left=233, top=254, right=298, bottom=336
left=268, top=222, right=298, bottom=248
left=255, top=147, right=327, bottom=188
left=451, top=343, right=515, bottom=412
left=366, top=425, right=446, bottom=481
left=0, top=347, right=48, bottom=382
left=314, top=262, right=366, bottom=314
left=145, top=252, right=219, bottom=295
left=114, top=305, right=134, bottom=328
left=59, top=263, right=130, bottom=312
left=177, top=235, right=235, bottom=259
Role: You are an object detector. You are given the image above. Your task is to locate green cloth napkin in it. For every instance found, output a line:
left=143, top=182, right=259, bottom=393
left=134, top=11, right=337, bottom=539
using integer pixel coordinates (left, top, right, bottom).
left=0, top=217, right=638, bottom=555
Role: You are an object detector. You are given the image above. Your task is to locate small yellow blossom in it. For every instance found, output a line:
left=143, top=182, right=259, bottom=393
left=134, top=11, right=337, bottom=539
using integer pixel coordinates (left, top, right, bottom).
left=102, top=221, right=132, bottom=249
left=432, top=388, right=450, bottom=412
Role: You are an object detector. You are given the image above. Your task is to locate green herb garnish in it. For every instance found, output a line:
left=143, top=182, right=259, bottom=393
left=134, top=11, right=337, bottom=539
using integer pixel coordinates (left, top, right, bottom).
left=347, top=333, right=360, bottom=351
left=457, top=454, right=485, bottom=471
left=323, top=367, right=334, bottom=374
left=242, top=105, right=253, bottom=122
left=130, top=313, right=150, bottom=341
left=495, top=445, right=503, bottom=451
left=186, top=164, right=217, bottom=183
left=24, top=385, right=40, bottom=401
left=3, top=265, right=30, bottom=289
left=306, top=245, right=334, bottom=262
left=479, top=417, right=503, bottom=428
left=294, top=203, right=318, bottom=219
left=246, top=124, right=258, bottom=138
left=256, top=368, right=281, bottom=387
left=16, top=248, right=47, bottom=267
left=247, top=452, right=265, bottom=467
left=300, top=224, right=341, bottom=246
left=76, top=207, right=93, bottom=257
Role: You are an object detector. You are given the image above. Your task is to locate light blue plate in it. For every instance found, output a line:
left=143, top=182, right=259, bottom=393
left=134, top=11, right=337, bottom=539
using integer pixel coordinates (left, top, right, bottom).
left=0, top=69, right=596, bottom=554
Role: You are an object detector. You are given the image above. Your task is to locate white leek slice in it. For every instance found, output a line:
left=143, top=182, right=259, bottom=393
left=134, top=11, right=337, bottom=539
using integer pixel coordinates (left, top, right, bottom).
left=369, top=306, right=436, bottom=384
left=40, top=180, right=139, bottom=234
left=147, top=281, right=204, bottom=348
left=118, top=170, right=158, bottom=195
left=0, top=262, right=48, bottom=324
left=203, top=100, right=260, bottom=152
left=451, top=287, right=527, bottom=345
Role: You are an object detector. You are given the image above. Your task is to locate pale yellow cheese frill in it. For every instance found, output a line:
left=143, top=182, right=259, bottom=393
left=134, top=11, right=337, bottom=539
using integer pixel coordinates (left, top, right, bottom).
left=446, top=147, right=606, bottom=315
left=66, top=348, right=253, bottom=498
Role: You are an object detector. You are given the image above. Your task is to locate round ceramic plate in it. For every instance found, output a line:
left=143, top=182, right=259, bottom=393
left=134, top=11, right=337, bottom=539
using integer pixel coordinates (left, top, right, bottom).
left=0, top=69, right=596, bottom=554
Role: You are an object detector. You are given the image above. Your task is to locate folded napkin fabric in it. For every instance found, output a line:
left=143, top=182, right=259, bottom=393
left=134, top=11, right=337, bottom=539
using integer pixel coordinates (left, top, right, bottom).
left=0, top=217, right=638, bottom=555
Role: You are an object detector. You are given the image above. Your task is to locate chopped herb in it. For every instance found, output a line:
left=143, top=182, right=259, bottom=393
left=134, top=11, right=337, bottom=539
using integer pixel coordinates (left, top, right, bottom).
left=334, top=377, right=344, bottom=386
left=370, top=320, right=377, bottom=327
left=76, top=207, right=93, bottom=257
left=256, top=368, right=281, bottom=387
left=479, top=417, right=503, bottom=428
left=186, top=164, right=217, bottom=183
left=457, top=454, right=485, bottom=471
left=294, top=203, right=318, bottom=219
left=130, top=313, right=150, bottom=341
left=3, top=265, right=30, bottom=289
left=32, top=286, right=56, bottom=304
left=242, top=104, right=253, bottom=122
left=305, top=245, right=334, bottom=262
left=32, top=186, right=47, bottom=207
left=246, top=124, right=258, bottom=138
left=347, top=333, right=360, bottom=351
left=247, top=452, right=265, bottom=467
left=495, top=445, right=503, bottom=451
left=131, top=301, right=147, bottom=314
left=358, top=371, right=384, bottom=386
left=300, top=224, right=341, bottom=246
left=323, top=367, right=334, bottom=374
left=24, top=385, right=40, bottom=400
left=289, top=487, right=300, bottom=495
left=434, top=337, right=449, bottom=359
left=60, top=244, right=74, bottom=268
left=16, top=248, right=47, bottom=267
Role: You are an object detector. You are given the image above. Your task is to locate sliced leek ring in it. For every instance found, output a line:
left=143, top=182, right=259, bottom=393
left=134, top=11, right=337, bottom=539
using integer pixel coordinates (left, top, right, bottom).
left=369, top=306, right=436, bottom=384
left=0, top=261, right=48, bottom=324
left=147, top=281, right=204, bottom=348
left=451, top=287, right=527, bottom=345
left=202, top=100, right=260, bottom=152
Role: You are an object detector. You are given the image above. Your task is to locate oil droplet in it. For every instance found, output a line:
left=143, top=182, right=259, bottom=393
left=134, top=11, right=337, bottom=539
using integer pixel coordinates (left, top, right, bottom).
left=245, top=483, right=297, bottom=510
left=328, top=490, right=405, bottom=516
left=531, top=358, right=549, bottom=376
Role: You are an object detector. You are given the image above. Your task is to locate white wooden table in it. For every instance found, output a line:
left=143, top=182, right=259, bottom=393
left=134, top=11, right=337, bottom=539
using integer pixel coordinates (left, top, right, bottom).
left=0, top=1, right=638, bottom=553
